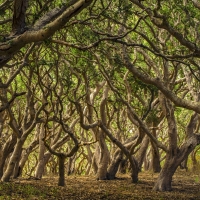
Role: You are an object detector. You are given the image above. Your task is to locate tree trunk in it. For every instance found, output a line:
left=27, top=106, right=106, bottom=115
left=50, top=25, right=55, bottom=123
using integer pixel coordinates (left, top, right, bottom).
left=35, top=152, right=51, bottom=179
left=67, top=155, right=76, bottom=175
left=35, top=133, right=70, bottom=179
left=153, top=133, right=200, bottom=191
left=149, top=143, right=161, bottom=173
left=96, top=137, right=110, bottom=180
left=149, top=121, right=161, bottom=173
left=16, top=138, right=38, bottom=177
left=34, top=125, right=45, bottom=179
left=136, top=135, right=149, bottom=171
left=1, top=138, right=23, bottom=182
left=191, top=148, right=199, bottom=171
left=107, top=135, right=138, bottom=179
left=118, top=158, right=127, bottom=174
left=107, top=151, right=123, bottom=179
left=12, top=0, right=28, bottom=35
left=13, top=146, right=23, bottom=178
left=100, top=123, right=139, bottom=183
left=91, top=152, right=98, bottom=174
left=153, top=155, right=178, bottom=191
left=180, top=156, right=188, bottom=171
left=129, top=155, right=139, bottom=183
left=0, top=135, right=17, bottom=178
left=58, top=156, right=65, bottom=186
left=96, top=85, right=110, bottom=180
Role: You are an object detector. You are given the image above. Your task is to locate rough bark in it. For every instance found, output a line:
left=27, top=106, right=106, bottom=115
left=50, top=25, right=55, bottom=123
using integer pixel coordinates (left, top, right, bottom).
left=96, top=134, right=110, bottom=180
left=67, top=155, right=76, bottom=175
left=91, top=149, right=98, bottom=174
left=16, top=138, right=38, bottom=177
left=34, top=125, right=45, bottom=179
left=58, top=156, right=65, bottom=186
left=153, top=94, right=200, bottom=191
left=149, top=143, right=161, bottom=173
left=107, top=151, right=123, bottom=180
left=107, top=135, right=138, bottom=179
left=153, top=155, right=177, bottom=191
left=100, top=123, right=139, bottom=183
left=35, top=133, right=70, bottom=179
left=13, top=146, right=23, bottom=178
left=35, top=151, right=51, bottom=179
left=136, top=135, right=149, bottom=171
left=0, top=134, right=17, bottom=178
left=96, top=85, right=110, bottom=180
left=12, top=0, right=28, bottom=35
left=1, top=138, right=23, bottom=182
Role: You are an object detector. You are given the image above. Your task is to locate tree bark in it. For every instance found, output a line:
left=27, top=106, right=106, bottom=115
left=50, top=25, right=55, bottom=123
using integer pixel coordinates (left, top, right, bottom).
left=153, top=95, right=200, bottom=191
left=153, top=155, right=177, bottom=191
left=35, top=152, right=51, bottom=179
left=136, top=135, right=149, bottom=171
left=58, top=155, right=65, bottom=186
left=107, top=135, right=138, bottom=179
left=100, top=123, right=139, bottom=183
left=1, top=138, right=23, bottom=182
left=149, top=143, right=161, bottom=173
left=96, top=84, right=110, bottom=180
left=107, top=151, right=123, bottom=179
left=96, top=135, right=110, bottom=180
left=16, top=138, right=38, bottom=177
left=0, top=134, right=17, bottom=178
left=12, top=0, right=28, bottom=35
left=13, top=146, right=23, bottom=178
left=34, top=124, right=45, bottom=179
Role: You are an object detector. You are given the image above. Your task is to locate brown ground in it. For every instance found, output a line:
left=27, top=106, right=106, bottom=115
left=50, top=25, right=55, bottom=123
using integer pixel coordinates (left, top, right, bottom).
left=0, top=171, right=200, bottom=199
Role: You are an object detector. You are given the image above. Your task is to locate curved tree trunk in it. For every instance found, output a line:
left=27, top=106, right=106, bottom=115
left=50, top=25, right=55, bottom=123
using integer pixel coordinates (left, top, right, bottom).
left=1, top=138, right=23, bottom=182
left=153, top=136, right=200, bottom=191
left=13, top=146, right=23, bottom=178
left=107, top=151, right=123, bottom=180
left=0, top=134, right=17, bottom=178
left=180, top=156, right=188, bottom=171
left=107, top=135, right=138, bottom=179
left=118, top=158, right=128, bottom=174
left=136, top=135, right=149, bottom=171
left=154, top=95, right=200, bottom=191
left=16, top=138, right=38, bottom=177
left=91, top=147, right=99, bottom=174
left=153, top=154, right=178, bottom=191
left=100, top=123, right=139, bottom=183
left=35, top=152, right=51, bottom=179
left=96, top=84, right=110, bottom=180
left=96, top=135, right=110, bottom=180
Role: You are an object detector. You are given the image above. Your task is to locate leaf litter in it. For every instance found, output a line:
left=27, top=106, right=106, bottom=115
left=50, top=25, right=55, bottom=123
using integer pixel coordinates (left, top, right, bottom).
left=0, top=171, right=200, bottom=199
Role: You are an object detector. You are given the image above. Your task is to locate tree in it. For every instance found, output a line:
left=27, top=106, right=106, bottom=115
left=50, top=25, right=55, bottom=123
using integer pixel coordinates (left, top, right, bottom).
left=0, top=0, right=200, bottom=193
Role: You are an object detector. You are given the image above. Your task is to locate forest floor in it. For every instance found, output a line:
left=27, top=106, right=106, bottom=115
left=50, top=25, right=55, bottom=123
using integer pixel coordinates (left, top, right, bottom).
left=0, top=170, right=200, bottom=200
